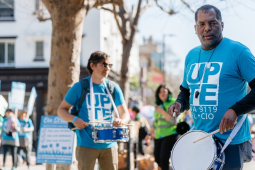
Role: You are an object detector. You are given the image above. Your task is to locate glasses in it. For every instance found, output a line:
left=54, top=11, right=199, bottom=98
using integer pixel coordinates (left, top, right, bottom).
left=101, top=62, right=113, bottom=68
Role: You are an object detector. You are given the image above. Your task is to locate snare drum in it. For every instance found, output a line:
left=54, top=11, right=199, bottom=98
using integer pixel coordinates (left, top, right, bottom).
left=92, top=126, right=129, bottom=143
left=171, top=130, right=225, bottom=170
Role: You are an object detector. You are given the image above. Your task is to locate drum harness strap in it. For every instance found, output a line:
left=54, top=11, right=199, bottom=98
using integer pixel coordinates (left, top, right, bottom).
left=90, top=77, right=120, bottom=127
left=219, top=114, right=247, bottom=156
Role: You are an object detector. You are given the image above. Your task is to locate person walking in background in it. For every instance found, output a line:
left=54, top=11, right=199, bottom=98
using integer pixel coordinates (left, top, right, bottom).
left=131, top=106, right=151, bottom=155
left=153, top=84, right=177, bottom=170
left=17, top=111, right=34, bottom=169
left=1, top=109, right=20, bottom=170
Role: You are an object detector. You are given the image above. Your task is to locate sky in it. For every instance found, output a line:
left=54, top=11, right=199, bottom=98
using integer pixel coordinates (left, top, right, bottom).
left=127, top=0, right=255, bottom=75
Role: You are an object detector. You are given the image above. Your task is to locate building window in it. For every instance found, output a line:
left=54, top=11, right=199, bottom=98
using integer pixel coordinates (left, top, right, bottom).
left=0, top=41, right=15, bottom=66
left=0, top=0, right=14, bottom=21
left=34, top=41, right=44, bottom=61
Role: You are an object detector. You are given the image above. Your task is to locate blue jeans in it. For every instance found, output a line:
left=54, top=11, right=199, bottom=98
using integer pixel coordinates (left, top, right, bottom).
left=222, top=140, right=252, bottom=170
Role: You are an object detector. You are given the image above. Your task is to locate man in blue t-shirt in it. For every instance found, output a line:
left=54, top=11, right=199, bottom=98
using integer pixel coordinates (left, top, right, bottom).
left=169, top=5, right=255, bottom=170
left=58, top=51, right=130, bottom=170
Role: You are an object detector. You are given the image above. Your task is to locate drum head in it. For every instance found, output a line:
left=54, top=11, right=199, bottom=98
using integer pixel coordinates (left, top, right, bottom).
left=171, top=131, right=215, bottom=170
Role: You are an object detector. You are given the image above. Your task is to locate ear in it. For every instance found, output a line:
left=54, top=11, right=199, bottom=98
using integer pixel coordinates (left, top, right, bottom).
left=90, top=62, right=95, bottom=71
left=221, top=22, right=224, bottom=31
left=194, top=25, right=197, bottom=34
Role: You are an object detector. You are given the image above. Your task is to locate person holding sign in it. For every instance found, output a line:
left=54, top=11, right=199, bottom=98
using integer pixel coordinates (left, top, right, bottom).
left=17, top=111, right=34, bottom=169
left=2, top=109, right=20, bottom=170
left=58, top=51, right=130, bottom=170
left=168, top=5, right=255, bottom=170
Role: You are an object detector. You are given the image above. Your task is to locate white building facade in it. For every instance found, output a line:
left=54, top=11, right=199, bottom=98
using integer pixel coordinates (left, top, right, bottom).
left=0, top=0, right=140, bottom=146
left=0, top=0, right=140, bottom=76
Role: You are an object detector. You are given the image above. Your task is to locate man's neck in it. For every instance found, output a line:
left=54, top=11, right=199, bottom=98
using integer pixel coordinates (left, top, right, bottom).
left=91, top=74, right=104, bottom=84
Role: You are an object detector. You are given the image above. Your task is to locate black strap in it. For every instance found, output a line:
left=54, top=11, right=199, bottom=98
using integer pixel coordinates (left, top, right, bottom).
left=77, top=78, right=89, bottom=113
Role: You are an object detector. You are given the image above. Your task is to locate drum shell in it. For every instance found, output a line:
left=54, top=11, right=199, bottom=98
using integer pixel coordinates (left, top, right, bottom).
left=93, top=126, right=129, bottom=143
left=171, top=130, right=225, bottom=170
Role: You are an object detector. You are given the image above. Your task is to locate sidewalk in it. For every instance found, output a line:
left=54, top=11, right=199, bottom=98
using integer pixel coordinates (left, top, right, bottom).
left=244, top=160, right=255, bottom=170
left=0, top=152, right=254, bottom=170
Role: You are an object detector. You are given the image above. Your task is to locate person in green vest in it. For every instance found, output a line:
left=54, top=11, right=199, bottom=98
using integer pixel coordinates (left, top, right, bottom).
left=153, top=84, right=177, bottom=170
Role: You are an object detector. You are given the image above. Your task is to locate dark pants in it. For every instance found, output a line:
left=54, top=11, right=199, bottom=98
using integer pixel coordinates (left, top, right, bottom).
left=154, top=134, right=178, bottom=170
left=2, top=145, right=18, bottom=168
left=18, top=146, right=31, bottom=166
left=222, top=140, right=252, bottom=170
left=138, top=127, right=148, bottom=155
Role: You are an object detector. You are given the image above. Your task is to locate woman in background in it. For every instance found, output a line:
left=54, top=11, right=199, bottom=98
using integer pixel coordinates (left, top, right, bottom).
left=153, top=84, right=177, bottom=170
left=2, top=109, right=20, bottom=170
left=17, top=111, right=34, bottom=169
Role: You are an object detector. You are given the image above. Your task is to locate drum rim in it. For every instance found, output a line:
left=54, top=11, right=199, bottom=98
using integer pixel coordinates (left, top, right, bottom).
left=93, top=126, right=128, bottom=130
left=93, top=138, right=129, bottom=143
left=171, top=130, right=216, bottom=170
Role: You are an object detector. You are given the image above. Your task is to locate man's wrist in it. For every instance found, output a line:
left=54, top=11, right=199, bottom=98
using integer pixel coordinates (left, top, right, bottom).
left=229, top=102, right=244, bottom=117
left=72, top=116, right=78, bottom=123
left=175, top=100, right=183, bottom=111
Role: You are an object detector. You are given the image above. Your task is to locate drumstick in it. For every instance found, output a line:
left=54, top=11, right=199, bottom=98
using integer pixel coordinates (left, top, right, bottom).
left=193, top=129, right=220, bottom=143
left=173, top=112, right=176, bottom=118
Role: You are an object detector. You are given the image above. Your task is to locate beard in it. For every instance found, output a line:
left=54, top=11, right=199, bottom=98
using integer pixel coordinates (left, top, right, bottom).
left=200, top=33, right=223, bottom=49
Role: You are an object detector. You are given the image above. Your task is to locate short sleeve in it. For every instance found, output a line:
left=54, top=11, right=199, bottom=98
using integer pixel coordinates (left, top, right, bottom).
left=64, top=82, right=81, bottom=105
left=114, top=84, right=125, bottom=107
left=181, top=55, right=189, bottom=89
left=237, top=48, right=255, bottom=83
left=28, top=119, right=34, bottom=128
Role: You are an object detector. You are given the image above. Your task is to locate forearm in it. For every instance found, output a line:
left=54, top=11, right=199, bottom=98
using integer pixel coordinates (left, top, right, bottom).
left=176, top=85, right=190, bottom=112
left=230, top=79, right=255, bottom=116
left=27, top=127, right=34, bottom=132
left=120, top=112, right=130, bottom=124
left=155, top=107, right=174, bottom=123
left=57, top=108, right=75, bottom=122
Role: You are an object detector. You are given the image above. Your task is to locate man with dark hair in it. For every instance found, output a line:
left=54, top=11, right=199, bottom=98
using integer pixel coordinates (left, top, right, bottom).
left=58, top=51, right=130, bottom=170
left=169, top=4, right=255, bottom=170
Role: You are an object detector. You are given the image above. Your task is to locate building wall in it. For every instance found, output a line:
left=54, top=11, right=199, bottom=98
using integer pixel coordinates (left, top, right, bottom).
left=0, top=1, right=139, bottom=76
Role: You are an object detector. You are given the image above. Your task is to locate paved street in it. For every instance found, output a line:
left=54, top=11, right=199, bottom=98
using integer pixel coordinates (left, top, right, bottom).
left=0, top=153, right=254, bottom=170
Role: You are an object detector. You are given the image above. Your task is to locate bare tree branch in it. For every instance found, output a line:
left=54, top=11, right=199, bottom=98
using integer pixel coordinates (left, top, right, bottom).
left=113, top=5, right=126, bottom=41
left=94, top=0, right=123, bottom=7
left=101, top=6, right=113, bottom=13
left=155, top=0, right=177, bottom=15
left=130, top=0, right=142, bottom=34
left=37, top=16, right=51, bottom=22
left=180, top=0, right=195, bottom=13
left=141, top=0, right=152, bottom=15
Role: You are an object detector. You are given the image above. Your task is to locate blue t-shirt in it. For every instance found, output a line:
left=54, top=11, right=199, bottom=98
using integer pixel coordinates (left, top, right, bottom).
left=2, top=118, right=20, bottom=142
left=64, top=76, right=125, bottom=149
left=18, top=118, right=34, bottom=138
left=182, top=38, right=255, bottom=144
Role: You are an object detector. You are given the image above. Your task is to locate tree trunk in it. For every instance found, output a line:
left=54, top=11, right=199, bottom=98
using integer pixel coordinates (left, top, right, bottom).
left=41, top=1, right=124, bottom=169
left=119, top=38, right=134, bottom=104
left=41, top=0, right=86, bottom=169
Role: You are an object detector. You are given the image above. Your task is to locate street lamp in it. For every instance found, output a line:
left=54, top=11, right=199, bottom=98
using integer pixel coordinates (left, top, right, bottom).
left=162, top=34, right=175, bottom=83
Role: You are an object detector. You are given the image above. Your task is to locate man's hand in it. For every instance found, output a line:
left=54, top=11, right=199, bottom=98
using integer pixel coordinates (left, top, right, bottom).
left=168, top=102, right=182, bottom=118
left=73, top=117, right=89, bottom=130
left=219, top=109, right=238, bottom=134
left=113, top=118, right=123, bottom=126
